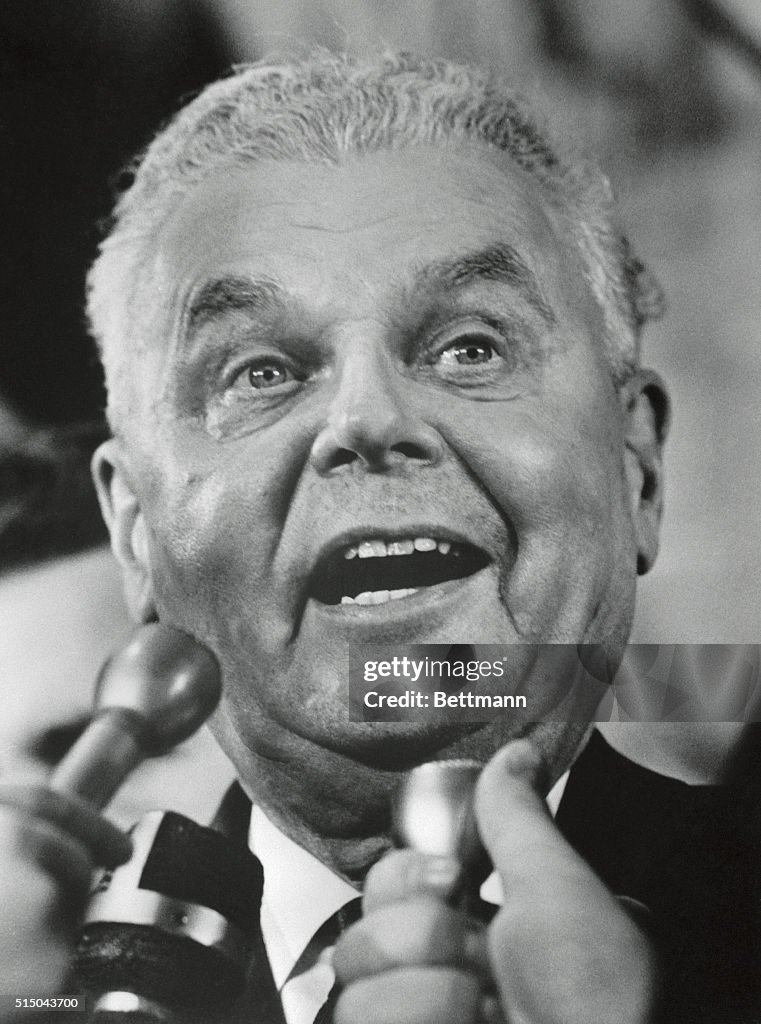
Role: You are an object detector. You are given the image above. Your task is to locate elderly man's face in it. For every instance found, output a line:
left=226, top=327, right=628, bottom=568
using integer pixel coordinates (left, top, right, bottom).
left=96, top=145, right=665, bottom=839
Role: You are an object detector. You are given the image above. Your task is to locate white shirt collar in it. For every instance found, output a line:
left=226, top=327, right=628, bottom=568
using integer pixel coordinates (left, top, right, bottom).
left=546, top=768, right=569, bottom=816
left=248, top=805, right=359, bottom=991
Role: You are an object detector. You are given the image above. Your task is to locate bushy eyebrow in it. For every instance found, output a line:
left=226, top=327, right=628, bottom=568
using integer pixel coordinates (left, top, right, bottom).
left=185, top=275, right=285, bottom=338
left=412, top=243, right=557, bottom=326
left=182, top=242, right=555, bottom=344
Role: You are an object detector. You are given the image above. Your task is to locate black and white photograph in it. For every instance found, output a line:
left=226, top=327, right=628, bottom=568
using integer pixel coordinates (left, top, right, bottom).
left=1, top=3, right=760, bottom=1022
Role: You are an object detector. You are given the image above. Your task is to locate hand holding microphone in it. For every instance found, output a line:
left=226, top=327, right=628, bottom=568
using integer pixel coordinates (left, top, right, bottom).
left=0, top=624, right=221, bottom=1013
left=334, top=743, right=655, bottom=1024
left=332, top=760, right=495, bottom=1024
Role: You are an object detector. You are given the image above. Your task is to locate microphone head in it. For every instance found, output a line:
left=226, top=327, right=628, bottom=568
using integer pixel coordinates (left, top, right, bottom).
left=392, top=759, right=490, bottom=882
left=76, top=811, right=264, bottom=1022
left=94, top=625, right=221, bottom=755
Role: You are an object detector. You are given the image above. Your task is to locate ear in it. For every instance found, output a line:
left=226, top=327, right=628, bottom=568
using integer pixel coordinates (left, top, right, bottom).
left=92, top=439, right=158, bottom=623
left=620, top=369, right=671, bottom=576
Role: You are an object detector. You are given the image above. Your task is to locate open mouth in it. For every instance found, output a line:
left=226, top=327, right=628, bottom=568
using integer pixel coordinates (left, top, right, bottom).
left=309, top=536, right=491, bottom=607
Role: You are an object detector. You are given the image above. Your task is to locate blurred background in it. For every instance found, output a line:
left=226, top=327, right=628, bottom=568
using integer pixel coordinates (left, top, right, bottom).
left=1, top=0, right=760, bottom=813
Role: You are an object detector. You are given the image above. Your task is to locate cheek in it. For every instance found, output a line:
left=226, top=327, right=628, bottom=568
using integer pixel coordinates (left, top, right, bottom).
left=438, top=394, right=631, bottom=629
left=138, top=451, right=284, bottom=633
left=446, top=396, right=624, bottom=533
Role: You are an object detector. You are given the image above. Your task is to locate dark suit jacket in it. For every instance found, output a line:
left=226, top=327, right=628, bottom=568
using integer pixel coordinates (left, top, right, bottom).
left=556, top=730, right=760, bottom=1024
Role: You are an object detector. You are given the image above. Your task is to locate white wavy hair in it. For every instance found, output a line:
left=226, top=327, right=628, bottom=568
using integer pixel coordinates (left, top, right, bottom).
left=87, top=51, right=663, bottom=429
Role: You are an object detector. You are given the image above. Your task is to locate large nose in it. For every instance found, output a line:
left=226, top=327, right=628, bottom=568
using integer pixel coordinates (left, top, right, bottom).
left=309, top=338, right=444, bottom=475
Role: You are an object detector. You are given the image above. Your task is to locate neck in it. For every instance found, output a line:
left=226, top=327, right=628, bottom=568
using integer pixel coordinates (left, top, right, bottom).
left=257, top=802, right=394, bottom=886
left=232, top=721, right=587, bottom=882
left=237, top=748, right=403, bottom=886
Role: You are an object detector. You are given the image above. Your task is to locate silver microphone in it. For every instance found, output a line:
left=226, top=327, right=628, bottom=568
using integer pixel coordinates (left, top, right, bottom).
left=392, top=760, right=492, bottom=915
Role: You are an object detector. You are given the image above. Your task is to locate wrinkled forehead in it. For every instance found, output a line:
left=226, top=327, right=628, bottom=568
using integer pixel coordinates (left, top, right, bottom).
left=118, top=144, right=603, bottom=422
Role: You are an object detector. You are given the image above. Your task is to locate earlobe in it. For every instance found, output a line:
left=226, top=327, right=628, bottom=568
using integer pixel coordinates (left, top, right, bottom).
left=91, top=440, right=158, bottom=622
left=621, top=369, right=671, bottom=576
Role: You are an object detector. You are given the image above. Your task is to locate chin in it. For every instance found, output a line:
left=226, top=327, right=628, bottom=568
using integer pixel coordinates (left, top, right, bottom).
left=427, top=719, right=591, bottom=791
left=320, top=718, right=588, bottom=792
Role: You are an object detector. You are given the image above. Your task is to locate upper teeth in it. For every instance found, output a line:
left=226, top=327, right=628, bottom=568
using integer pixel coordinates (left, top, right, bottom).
left=344, top=537, right=453, bottom=559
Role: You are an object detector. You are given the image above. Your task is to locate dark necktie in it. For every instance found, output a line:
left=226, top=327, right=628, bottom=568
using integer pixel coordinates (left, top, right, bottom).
left=304, top=898, right=363, bottom=1024
left=212, top=787, right=363, bottom=1024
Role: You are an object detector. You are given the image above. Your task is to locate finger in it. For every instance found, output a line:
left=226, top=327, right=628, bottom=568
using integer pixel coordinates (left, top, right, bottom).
left=362, top=850, right=463, bottom=912
left=335, top=967, right=481, bottom=1024
left=475, top=741, right=654, bottom=1022
left=333, top=897, right=489, bottom=985
left=0, top=807, right=94, bottom=905
left=474, top=740, right=609, bottom=899
left=0, top=784, right=132, bottom=866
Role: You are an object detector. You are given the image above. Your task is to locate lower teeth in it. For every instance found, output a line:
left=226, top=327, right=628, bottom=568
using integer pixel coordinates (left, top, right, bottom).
left=341, top=588, right=418, bottom=606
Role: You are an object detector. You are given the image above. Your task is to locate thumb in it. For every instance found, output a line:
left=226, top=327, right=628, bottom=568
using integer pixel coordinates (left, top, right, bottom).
left=474, top=739, right=598, bottom=896
left=474, top=741, right=654, bottom=1024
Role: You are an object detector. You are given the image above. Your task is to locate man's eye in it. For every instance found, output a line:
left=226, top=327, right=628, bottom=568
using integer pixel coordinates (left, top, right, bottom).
left=420, top=323, right=521, bottom=390
left=438, top=338, right=497, bottom=366
left=245, top=360, right=293, bottom=389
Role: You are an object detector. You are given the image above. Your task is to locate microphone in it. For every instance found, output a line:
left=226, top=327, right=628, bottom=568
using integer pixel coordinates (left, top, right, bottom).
left=75, top=810, right=263, bottom=1023
left=50, top=624, right=221, bottom=809
left=392, top=760, right=491, bottom=915
left=50, top=625, right=262, bottom=1022
left=393, top=761, right=506, bottom=1024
